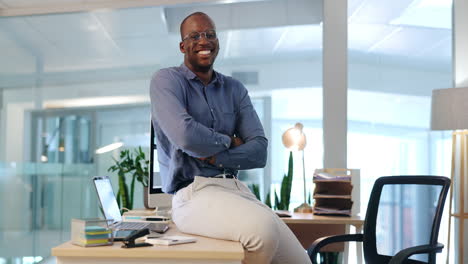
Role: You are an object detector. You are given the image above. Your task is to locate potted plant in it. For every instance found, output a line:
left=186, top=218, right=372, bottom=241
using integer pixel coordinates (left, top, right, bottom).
left=274, top=151, right=293, bottom=210
left=107, top=147, right=149, bottom=212
left=250, top=151, right=293, bottom=210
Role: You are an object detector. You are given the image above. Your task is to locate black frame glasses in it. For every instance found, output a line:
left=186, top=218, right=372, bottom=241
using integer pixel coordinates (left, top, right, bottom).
left=182, top=30, right=217, bottom=42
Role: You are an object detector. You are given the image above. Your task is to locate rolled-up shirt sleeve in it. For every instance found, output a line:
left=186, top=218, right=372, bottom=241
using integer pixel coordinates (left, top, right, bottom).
left=150, top=70, right=231, bottom=158
left=214, top=87, right=268, bottom=170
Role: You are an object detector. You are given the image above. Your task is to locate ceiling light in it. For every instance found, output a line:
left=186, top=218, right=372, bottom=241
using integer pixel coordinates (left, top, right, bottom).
left=96, top=142, right=124, bottom=154
left=41, top=155, right=48, bottom=163
left=44, top=96, right=149, bottom=109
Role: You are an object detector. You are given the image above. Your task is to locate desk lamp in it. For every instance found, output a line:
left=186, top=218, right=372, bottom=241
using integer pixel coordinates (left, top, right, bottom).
left=282, top=123, right=313, bottom=213
left=431, top=87, right=468, bottom=264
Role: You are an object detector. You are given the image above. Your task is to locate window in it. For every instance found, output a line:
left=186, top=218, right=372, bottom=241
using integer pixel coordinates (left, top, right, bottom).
left=348, top=1, right=452, bottom=262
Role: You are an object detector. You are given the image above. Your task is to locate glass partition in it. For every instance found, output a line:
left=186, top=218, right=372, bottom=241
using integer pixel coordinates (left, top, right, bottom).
left=1, top=1, right=324, bottom=262
left=0, top=162, right=96, bottom=263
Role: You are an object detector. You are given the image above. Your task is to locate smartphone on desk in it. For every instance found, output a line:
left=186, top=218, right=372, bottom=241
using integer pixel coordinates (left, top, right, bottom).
left=113, top=224, right=168, bottom=241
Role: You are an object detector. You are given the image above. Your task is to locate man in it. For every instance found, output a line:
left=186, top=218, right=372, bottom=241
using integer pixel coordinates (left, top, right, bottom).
left=150, top=12, right=311, bottom=264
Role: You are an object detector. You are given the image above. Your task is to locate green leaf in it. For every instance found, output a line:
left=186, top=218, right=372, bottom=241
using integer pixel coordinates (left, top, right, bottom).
left=265, top=191, right=271, bottom=208
left=118, top=171, right=130, bottom=211
left=249, top=184, right=261, bottom=200
left=274, top=190, right=280, bottom=210
left=271, top=151, right=294, bottom=211
left=285, top=151, right=293, bottom=208
left=280, top=174, right=287, bottom=210
left=129, top=174, right=136, bottom=210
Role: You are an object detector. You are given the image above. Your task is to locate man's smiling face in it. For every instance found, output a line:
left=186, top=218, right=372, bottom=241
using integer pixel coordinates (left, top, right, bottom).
left=179, top=14, right=219, bottom=73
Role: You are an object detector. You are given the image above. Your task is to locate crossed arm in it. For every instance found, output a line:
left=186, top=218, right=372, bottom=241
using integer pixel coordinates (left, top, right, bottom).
left=199, top=136, right=244, bottom=165
left=150, top=71, right=267, bottom=170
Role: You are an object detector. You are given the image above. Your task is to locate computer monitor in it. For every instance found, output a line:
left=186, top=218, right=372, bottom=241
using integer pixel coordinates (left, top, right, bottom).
left=148, top=120, right=172, bottom=209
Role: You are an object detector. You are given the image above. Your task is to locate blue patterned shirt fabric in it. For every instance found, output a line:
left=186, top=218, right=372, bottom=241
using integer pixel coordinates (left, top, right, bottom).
left=150, top=64, right=268, bottom=194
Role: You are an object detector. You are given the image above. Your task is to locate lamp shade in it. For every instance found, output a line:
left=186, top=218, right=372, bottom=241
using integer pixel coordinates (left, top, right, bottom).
left=282, top=123, right=306, bottom=151
left=431, top=87, right=468, bottom=130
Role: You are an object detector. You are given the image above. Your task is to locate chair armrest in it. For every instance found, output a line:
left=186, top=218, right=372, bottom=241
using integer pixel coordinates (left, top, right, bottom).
left=307, top=234, right=364, bottom=264
left=388, top=243, right=444, bottom=264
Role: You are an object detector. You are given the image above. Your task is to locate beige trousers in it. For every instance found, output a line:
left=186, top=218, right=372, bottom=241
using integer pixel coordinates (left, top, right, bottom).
left=172, top=176, right=312, bottom=264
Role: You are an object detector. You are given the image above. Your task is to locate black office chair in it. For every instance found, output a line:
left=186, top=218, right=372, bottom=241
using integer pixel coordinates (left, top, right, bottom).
left=308, top=175, right=450, bottom=264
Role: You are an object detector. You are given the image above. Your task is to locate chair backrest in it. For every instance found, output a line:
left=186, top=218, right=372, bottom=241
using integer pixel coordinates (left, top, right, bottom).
left=362, top=176, right=450, bottom=263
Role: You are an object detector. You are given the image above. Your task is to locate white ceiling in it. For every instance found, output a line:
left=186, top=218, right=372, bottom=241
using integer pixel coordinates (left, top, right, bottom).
left=0, top=0, right=453, bottom=89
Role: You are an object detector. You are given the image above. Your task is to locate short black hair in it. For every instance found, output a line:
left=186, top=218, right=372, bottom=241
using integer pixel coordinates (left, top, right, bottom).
left=179, top=12, right=211, bottom=40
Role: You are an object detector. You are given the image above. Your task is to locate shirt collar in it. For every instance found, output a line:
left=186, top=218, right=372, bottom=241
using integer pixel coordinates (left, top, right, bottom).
left=179, top=63, right=224, bottom=86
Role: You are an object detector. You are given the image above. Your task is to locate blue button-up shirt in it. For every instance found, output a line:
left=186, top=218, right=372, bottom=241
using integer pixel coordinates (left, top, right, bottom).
left=150, top=64, right=268, bottom=194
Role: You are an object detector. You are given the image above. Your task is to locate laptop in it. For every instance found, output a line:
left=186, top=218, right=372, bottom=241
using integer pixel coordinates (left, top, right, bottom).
left=92, top=176, right=169, bottom=237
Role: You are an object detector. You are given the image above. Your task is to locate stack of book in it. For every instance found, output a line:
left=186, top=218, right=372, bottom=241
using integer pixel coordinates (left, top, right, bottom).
left=313, top=171, right=353, bottom=216
left=71, top=219, right=113, bottom=247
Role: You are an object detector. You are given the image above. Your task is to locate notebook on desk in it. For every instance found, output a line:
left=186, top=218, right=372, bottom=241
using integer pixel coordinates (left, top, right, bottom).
left=92, top=176, right=169, bottom=236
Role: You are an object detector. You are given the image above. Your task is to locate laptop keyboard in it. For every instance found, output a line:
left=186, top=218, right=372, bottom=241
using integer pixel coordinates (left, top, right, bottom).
left=115, top=222, right=150, bottom=230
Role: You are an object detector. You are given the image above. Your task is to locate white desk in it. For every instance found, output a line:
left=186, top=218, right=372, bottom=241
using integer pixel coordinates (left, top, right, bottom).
left=52, top=212, right=364, bottom=264
left=52, top=224, right=244, bottom=264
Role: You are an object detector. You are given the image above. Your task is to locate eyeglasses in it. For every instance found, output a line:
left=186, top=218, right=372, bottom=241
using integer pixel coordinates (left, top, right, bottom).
left=182, top=30, right=217, bottom=42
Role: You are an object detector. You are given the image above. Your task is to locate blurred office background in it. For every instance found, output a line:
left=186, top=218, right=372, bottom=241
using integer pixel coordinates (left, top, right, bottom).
left=0, top=0, right=454, bottom=263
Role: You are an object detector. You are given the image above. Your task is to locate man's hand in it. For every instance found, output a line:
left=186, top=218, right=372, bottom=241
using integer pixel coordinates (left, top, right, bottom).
left=197, top=156, right=216, bottom=165
left=230, top=136, right=244, bottom=148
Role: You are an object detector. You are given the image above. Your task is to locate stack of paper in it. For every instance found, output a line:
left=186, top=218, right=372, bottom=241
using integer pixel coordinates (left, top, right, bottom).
left=313, top=172, right=351, bottom=181
left=313, top=199, right=353, bottom=216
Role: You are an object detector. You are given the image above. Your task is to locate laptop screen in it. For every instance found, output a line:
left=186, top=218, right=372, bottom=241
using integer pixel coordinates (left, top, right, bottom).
left=93, top=176, right=122, bottom=223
